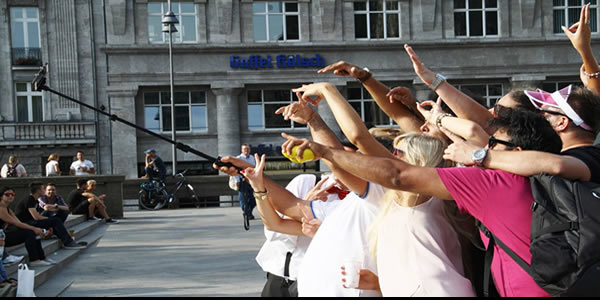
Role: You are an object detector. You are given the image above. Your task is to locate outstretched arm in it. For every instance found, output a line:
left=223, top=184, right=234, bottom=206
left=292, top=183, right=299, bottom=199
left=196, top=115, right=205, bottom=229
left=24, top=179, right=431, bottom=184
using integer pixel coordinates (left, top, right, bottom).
left=404, top=44, right=494, bottom=128
left=293, top=83, right=394, bottom=159
left=442, top=129, right=591, bottom=181
left=281, top=136, right=453, bottom=200
left=563, top=4, right=600, bottom=95
left=443, top=136, right=592, bottom=181
left=277, top=101, right=368, bottom=196
left=243, top=154, right=307, bottom=236
left=318, top=61, right=423, bottom=133
left=214, top=156, right=309, bottom=223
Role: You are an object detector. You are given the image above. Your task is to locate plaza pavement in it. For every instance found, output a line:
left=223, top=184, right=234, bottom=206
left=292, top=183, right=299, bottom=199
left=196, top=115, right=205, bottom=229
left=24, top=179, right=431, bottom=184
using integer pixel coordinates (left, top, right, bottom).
left=35, top=207, right=268, bottom=297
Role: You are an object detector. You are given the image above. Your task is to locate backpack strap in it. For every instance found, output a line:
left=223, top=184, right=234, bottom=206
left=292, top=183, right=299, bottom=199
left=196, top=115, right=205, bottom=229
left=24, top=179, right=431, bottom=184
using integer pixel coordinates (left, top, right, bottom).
left=476, top=220, right=537, bottom=297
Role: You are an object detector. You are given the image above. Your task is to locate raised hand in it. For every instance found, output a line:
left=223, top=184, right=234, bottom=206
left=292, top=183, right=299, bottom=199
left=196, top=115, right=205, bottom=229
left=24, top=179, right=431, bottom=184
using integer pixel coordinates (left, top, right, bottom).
left=291, top=83, right=333, bottom=106
left=404, top=44, right=436, bottom=86
left=386, top=86, right=417, bottom=105
left=243, top=154, right=267, bottom=192
left=212, top=156, right=253, bottom=176
left=562, top=4, right=591, bottom=55
left=275, top=101, right=316, bottom=125
left=298, top=203, right=321, bottom=238
left=305, top=175, right=335, bottom=202
left=440, top=127, right=479, bottom=166
left=318, top=61, right=368, bottom=79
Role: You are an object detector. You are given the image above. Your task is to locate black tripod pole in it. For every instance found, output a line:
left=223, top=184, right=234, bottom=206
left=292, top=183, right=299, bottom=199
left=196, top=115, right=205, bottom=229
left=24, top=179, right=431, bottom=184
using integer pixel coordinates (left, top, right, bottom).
left=32, top=64, right=241, bottom=171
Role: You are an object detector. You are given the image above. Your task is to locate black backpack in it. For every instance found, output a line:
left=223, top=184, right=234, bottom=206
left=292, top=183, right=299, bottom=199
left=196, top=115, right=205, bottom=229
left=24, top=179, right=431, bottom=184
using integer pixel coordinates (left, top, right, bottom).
left=478, top=174, right=600, bottom=297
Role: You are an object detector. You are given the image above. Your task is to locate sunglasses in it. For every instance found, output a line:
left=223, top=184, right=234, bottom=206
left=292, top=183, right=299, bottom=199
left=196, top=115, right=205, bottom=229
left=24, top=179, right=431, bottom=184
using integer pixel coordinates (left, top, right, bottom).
left=493, top=103, right=508, bottom=116
left=3, top=192, right=15, bottom=197
left=488, top=136, right=517, bottom=149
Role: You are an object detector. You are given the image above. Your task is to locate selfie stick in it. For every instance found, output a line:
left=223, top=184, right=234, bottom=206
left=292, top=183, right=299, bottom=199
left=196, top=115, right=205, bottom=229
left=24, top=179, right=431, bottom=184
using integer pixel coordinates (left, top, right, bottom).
left=31, top=64, right=240, bottom=172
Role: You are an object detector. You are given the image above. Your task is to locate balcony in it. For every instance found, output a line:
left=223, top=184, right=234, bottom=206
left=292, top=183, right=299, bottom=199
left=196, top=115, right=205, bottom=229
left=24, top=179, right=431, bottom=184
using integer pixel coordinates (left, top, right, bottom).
left=0, top=121, right=97, bottom=147
left=12, top=47, right=42, bottom=66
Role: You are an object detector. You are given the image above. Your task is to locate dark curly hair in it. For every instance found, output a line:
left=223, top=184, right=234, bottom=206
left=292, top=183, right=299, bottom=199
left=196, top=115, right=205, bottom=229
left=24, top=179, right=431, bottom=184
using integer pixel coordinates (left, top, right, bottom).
left=0, top=186, right=14, bottom=196
left=488, top=109, right=562, bottom=154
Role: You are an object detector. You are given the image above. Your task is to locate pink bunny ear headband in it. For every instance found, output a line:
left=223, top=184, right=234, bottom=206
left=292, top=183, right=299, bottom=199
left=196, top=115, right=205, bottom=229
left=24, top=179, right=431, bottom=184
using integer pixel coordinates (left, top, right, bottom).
left=524, top=85, right=593, bottom=131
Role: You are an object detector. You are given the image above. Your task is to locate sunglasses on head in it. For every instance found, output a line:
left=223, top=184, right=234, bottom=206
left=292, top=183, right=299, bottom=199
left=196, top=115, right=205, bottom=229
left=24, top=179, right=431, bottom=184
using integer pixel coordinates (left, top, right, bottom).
left=488, top=136, right=517, bottom=149
left=3, top=192, right=15, bottom=197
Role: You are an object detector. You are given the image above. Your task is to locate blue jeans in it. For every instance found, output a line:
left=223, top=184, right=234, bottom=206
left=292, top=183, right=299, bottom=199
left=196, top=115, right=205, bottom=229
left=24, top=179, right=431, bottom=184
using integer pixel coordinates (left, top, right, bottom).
left=238, top=181, right=256, bottom=216
left=0, top=256, right=7, bottom=280
left=41, top=209, right=69, bottom=224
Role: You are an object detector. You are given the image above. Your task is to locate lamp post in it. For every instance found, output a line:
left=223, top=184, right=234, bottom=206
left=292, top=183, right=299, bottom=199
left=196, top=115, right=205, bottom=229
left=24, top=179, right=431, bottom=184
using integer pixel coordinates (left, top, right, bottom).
left=162, top=1, right=178, bottom=175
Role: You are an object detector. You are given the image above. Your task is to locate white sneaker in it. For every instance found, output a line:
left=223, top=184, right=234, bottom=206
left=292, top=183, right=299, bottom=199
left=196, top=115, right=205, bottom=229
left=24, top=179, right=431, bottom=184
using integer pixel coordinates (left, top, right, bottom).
left=29, top=260, right=53, bottom=267
left=2, top=255, right=24, bottom=264
left=44, top=258, right=58, bottom=265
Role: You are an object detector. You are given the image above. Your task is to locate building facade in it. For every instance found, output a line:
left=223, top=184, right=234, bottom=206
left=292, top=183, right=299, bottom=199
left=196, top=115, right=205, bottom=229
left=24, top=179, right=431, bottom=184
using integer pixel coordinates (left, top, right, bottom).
left=0, top=0, right=597, bottom=178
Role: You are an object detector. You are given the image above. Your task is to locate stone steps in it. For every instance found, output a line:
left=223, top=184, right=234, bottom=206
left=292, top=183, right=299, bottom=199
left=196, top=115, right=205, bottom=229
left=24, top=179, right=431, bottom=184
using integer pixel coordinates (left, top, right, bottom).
left=2, top=214, right=108, bottom=292
left=123, top=198, right=139, bottom=211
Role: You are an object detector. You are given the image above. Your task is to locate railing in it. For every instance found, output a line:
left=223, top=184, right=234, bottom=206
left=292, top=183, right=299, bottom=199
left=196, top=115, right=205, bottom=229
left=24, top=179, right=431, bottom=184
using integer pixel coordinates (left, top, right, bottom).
left=12, top=47, right=42, bottom=66
left=0, top=121, right=96, bottom=143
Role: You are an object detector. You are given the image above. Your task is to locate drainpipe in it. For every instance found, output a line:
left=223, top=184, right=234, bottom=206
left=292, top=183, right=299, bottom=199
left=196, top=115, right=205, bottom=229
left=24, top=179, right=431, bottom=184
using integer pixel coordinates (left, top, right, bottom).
left=89, top=0, right=100, bottom=173
left=102, top=0, right=114, bottom=174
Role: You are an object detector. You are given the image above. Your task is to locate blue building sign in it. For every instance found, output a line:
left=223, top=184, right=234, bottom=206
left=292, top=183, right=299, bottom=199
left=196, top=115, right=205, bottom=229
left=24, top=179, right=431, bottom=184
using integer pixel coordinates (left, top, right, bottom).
left=230, top=54, right=325, bottom=69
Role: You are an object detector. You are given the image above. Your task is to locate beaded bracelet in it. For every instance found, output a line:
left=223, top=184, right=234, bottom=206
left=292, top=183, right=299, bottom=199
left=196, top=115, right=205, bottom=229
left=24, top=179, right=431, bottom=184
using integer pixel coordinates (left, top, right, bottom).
left=435, top=113, right=453, bottom=129
left=583, top=70, right=600, bottom=79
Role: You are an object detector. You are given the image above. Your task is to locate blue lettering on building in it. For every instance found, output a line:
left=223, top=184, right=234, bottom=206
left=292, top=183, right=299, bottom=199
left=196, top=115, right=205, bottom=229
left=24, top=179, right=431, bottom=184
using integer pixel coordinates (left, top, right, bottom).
left=230, top=54, right=325, bottom=69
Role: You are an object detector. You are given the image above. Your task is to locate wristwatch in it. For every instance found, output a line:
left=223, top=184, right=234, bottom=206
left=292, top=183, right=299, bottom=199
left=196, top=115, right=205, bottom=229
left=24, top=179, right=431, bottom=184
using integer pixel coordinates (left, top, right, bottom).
left=428, top=73, right=447, bottom=91
left=358, top=67, right=372, bottom=83
left=472, top=148, right=489, bottom=166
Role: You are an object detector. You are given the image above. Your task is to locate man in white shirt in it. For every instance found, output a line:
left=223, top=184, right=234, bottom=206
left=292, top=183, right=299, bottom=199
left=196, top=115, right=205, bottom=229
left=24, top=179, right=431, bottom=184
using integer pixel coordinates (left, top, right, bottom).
left=236, top=144, right=257, bottom=220
left=69, top=151, right=96, bottom=176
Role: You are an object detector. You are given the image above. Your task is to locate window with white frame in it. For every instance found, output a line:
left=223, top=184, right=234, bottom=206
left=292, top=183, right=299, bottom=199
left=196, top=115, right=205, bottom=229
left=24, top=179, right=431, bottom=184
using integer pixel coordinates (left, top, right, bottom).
left=247, top=89, right=306, bottom=130
left=553, top=0, right=598, bottom=34
left=457, top=83, right=503, bottom=108
left=252, top=2, right=300, bottom=42
left=353, top=0, right=401, bottom=39
left=143, top=91, right=207, bottom=132
left=454, top=0, right=499, bottom=37
left=15, top=82, right=44, bottom=123
left=10, top=7, right=41, bottom=65
left=148, top=2, right=197, bottom=43
left=347, top=86, right=396, bottom=127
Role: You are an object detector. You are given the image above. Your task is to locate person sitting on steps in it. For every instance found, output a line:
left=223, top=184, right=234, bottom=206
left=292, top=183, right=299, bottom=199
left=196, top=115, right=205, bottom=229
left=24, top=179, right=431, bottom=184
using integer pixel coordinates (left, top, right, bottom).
left=82, top=180, right=118, bottom=224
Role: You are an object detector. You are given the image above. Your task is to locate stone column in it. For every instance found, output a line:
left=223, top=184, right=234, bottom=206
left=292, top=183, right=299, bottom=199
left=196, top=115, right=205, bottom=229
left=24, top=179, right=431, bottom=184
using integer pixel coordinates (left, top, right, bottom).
left=212, top=82, right=244, bottom=157
left=212, top=82, right=243, bottom=207
left=108, top=86, right=139, bottom=179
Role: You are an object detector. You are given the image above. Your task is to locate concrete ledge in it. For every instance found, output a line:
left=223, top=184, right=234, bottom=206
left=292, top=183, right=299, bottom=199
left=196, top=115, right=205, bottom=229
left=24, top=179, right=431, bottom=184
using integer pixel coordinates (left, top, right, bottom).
left=122, top=172, right=317, bottom=200
left=0, top=175, right=125, bottom=218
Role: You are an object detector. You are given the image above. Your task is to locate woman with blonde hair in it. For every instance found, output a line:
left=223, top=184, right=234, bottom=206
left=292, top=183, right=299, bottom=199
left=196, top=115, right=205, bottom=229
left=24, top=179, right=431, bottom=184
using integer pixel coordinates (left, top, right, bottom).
left=46, top=154, right=60, bottom=176
left=364, top=133, right=474, bottom=297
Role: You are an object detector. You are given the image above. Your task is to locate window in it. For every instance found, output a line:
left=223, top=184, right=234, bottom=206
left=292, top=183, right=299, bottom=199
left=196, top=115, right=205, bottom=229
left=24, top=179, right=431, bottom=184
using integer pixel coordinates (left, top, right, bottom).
left=148, top=2, right=197, bottom=43
left=253, top=2, right=300, bottom=42
left=247, top=89, right=306, bottom=130
left=553, top=0, right=598, bottom=34
left=15, top=82, right=44, bottom=122
left=541, top=81, right=582, bottom=92
left=347, top=86, right=395, bottom=127
left=143, top=91, right=207, bottom=132
left=353, top=0, right=401, bottom=39
left=454, top=0, right=499, bottom=37
left=10, top=7, right=41, bottom=65
left=457, top=83, right=503, bottom=108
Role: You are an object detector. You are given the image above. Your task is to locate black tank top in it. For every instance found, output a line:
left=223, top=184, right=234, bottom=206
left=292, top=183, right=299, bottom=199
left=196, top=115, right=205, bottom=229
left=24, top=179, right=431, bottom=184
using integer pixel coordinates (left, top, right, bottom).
left=0, top=206, right=9, bottom=230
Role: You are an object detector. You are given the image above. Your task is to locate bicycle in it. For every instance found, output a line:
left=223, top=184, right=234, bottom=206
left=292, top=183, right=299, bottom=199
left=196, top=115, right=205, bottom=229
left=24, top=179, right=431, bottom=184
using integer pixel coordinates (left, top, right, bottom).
left=138, top=169, right=200, bottom=210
